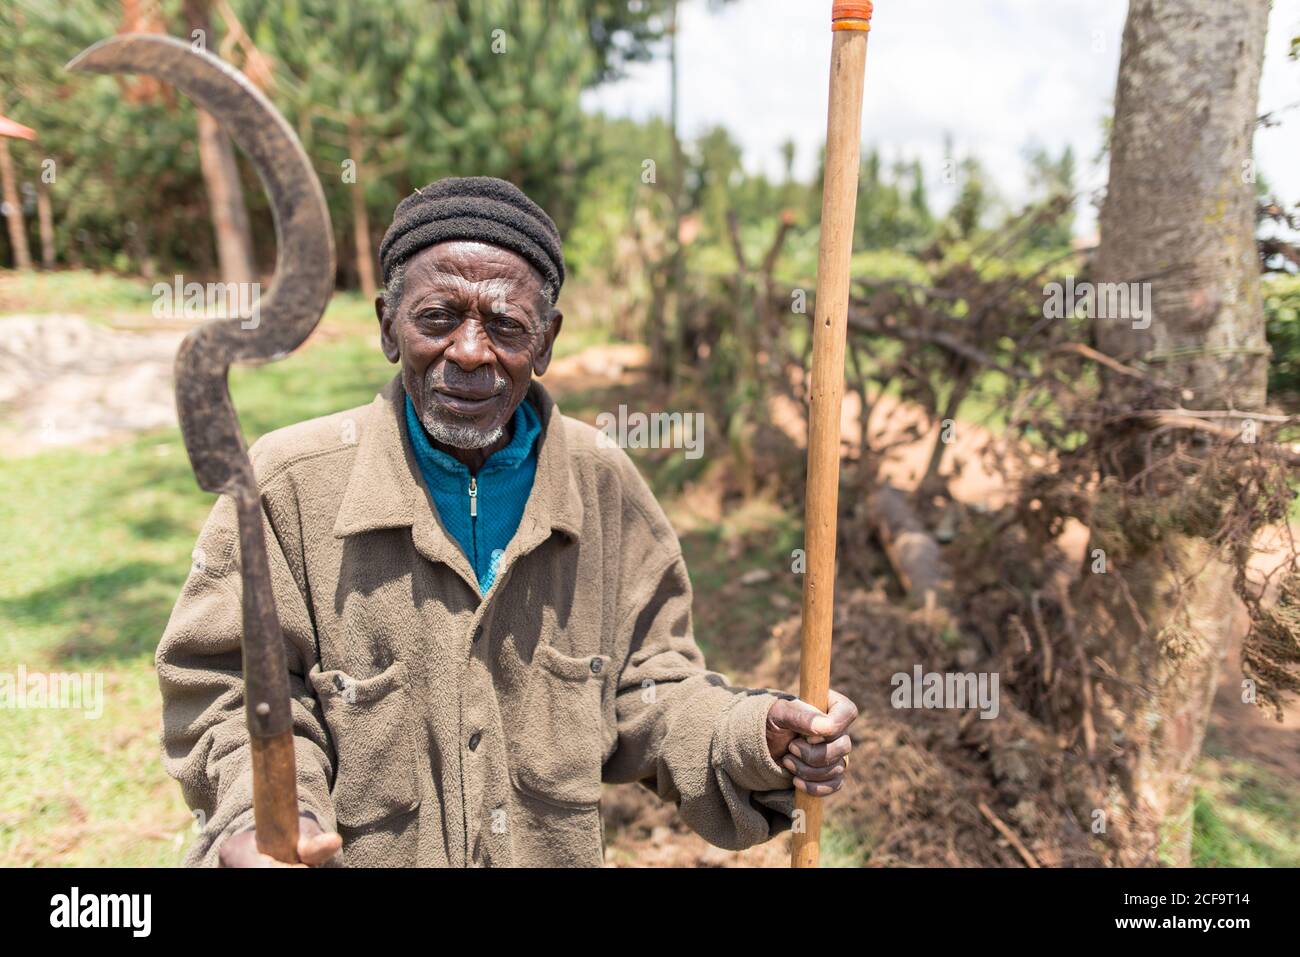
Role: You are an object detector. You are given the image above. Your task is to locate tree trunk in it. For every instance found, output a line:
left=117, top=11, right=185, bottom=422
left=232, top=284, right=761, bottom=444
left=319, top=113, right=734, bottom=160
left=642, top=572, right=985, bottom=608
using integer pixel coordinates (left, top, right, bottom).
left=0, top=137, right=33, bottom=271
left=1078, top=0, right=1270, bottom=866
left=195, top=109, right=255, bottom=284
left=347, top=121, right=377, bottom=301
left=1094, top=0, right=1270, bottom=407
left=187, top=0, right=256, bottom=285
left=35, top=144, right=55, bottom=268
left=661, top=0, right=685, bottom=386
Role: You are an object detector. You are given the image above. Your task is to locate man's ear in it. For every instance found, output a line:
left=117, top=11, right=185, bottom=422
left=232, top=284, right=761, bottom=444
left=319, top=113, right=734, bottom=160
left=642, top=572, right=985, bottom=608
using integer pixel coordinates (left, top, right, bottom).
left=532, top=308, right=563, bottom=377
left=376, top=294, right=401, bottom=364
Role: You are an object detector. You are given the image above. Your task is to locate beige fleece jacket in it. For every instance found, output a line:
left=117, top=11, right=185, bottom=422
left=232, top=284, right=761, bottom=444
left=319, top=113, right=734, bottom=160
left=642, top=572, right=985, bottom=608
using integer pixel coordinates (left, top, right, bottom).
left=157, top=374, right=795, bottom=867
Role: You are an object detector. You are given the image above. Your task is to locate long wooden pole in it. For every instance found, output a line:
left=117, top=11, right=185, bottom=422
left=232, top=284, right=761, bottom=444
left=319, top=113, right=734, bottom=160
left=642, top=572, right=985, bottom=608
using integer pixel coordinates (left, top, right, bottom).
left=791, top=0, right=872, bottom=869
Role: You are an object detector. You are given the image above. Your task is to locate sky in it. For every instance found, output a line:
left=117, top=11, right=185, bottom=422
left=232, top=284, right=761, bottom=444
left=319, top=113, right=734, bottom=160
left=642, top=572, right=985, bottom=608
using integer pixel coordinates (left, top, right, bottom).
left=582, top=0, right=1300, bottom=237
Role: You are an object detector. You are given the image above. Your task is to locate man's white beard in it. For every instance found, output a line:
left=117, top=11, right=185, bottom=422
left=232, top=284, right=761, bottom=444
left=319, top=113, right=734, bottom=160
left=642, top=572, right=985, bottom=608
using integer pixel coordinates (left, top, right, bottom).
left=418, top=365, right=510, bottom=449
left=421, top=410, right=505, bottom=450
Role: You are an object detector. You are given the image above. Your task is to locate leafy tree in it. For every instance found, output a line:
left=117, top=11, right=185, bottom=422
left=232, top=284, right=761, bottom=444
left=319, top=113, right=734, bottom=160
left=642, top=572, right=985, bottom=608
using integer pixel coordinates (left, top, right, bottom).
left=686, top=125, right=744, bottom=241
left=946, top=154, right=992, bottom=242
left=237, top=0, right=429, bottom=296
left=850, top=149, right=935, bottom=252
left=0, top=0, right=213, bottom=274
left=1019, top=143, right=1076, bottom=250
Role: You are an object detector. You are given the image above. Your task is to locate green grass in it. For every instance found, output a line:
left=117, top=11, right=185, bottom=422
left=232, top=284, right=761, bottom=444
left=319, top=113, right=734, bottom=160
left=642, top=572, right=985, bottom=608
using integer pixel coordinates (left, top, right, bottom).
left=0, top=269, right=161, bottom=321
left=0, top=435, right=203, bottom=863
left=1192, top=759, right=1300, bottom=867
left=818, top=822, right=872, bottom=868
left=675, top=500, right=802, bottom=673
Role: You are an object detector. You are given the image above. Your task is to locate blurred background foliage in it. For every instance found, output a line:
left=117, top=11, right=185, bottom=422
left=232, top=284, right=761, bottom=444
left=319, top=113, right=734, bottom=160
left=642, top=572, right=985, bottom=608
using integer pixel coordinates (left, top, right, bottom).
left=6, top=0, right=1294, bottom=395
left=0, top=0, right=1084, bottom=285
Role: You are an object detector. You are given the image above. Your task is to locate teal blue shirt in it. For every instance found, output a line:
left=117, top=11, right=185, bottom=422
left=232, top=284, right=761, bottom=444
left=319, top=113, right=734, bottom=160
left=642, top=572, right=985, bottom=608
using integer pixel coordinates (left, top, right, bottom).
left=404, top=392, right=541, bottom=594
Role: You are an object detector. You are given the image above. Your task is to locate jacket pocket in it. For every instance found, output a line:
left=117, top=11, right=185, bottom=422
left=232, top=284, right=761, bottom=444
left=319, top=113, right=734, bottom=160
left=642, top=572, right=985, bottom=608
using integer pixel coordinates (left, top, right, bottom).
left=308, top=660, right=422, bottom=828
left=510, top=642, right=609, bottom=808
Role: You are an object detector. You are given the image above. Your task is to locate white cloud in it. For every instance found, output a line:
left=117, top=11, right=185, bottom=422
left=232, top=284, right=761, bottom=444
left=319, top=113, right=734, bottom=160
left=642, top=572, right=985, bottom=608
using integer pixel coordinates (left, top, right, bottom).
left=584, top=0, right=1300, bottom=236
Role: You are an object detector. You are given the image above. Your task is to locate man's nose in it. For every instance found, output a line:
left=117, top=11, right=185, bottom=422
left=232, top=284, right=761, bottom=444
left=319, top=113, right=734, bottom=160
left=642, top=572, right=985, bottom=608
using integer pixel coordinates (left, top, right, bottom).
left=442, top=316, right=493, bottom=372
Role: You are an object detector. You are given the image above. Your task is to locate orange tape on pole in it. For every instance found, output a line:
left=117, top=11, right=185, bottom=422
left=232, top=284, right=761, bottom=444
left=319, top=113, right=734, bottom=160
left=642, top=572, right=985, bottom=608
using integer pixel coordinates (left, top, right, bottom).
left=832, top=0, right=873, bottom=31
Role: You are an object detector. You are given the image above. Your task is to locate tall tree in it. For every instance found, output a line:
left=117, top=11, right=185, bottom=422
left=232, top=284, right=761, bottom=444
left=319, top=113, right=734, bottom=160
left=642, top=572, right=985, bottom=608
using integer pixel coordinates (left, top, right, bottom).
left=1081, top=0, right=1272, bottom=865
left=183, top=0, right=257, bottom=285
left=241, top=0, right=414, bottom=299
left=948, top=155, right=990, bottom=242
left=649, top=0, right=738, bottom=382
left=1021, top=143, right=1076, bottom=250
left=32, top=137, right=55, bottom=268
left=0, top=116, right=33, bottom=270
left=241, top=0, right=625, bottom=296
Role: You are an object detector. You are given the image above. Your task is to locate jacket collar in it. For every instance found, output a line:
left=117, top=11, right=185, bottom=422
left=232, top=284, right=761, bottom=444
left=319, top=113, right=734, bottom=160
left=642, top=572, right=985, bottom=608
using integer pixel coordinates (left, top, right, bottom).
left=333, top=374, right=584, bottom=552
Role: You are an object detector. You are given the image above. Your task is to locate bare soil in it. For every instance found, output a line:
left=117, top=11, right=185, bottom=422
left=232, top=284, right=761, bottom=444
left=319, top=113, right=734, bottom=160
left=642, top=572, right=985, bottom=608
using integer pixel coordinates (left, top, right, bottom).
left=0, top=314, right=184, bottom=456
left=590, top=348, right=1299, bottom=867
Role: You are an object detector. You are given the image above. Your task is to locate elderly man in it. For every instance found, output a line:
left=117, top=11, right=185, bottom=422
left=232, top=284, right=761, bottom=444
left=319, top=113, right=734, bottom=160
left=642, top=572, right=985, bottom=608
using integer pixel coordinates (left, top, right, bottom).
left=159, top=177, right=857, bottom=867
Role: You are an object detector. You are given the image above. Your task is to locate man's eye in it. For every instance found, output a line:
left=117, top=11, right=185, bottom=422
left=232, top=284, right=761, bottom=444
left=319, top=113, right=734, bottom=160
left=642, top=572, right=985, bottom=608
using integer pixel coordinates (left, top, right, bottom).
left=418, top=310, right=457, bottom=326
left=491, top=316, right=524, bottom=334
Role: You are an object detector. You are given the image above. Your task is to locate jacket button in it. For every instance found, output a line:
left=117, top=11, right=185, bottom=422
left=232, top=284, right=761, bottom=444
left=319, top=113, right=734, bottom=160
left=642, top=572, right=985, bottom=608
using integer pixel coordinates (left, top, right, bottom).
left=468, top=732, right=482, bottom=752
left=473, top=624, right=484, bottom=643
left=590, top=657, right=603, bottom=675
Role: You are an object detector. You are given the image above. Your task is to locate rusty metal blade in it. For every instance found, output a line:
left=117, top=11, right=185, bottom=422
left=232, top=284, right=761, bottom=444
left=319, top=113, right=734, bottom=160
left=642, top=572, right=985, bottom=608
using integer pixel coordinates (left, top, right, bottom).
left=68, top=33, right=334, bottom=497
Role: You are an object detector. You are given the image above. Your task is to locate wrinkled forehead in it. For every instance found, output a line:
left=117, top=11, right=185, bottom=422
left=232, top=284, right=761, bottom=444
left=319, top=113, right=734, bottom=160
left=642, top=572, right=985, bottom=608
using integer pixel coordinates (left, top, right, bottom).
left=404, top=240, right=544, bottom=303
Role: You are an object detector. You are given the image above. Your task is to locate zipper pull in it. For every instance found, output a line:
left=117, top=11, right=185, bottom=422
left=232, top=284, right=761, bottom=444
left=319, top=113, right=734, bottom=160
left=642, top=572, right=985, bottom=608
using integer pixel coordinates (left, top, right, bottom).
left=469, top=476, right=478, bottom=518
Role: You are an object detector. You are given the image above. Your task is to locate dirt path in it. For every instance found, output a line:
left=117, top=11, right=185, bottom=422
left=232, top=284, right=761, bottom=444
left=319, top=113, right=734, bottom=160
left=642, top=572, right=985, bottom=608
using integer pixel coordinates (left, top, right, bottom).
left=0, top=314, right=185, bottom=456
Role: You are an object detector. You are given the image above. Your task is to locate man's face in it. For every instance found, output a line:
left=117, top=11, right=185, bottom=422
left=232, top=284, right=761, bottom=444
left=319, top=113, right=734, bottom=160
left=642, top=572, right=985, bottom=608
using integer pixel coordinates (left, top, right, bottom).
left=377, top=241, right=562, bottom=450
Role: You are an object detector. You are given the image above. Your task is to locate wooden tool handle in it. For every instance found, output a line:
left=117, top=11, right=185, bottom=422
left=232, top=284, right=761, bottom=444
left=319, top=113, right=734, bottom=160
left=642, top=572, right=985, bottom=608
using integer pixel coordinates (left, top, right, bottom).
left=251, top=730, right=301, bottom=863
left=791, top=0, right=872, bottom=870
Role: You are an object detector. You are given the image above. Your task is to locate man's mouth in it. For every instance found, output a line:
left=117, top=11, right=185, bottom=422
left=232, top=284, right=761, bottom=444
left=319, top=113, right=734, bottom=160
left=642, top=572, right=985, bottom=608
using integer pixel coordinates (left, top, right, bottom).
left=429, top=388, right=500, bottom=417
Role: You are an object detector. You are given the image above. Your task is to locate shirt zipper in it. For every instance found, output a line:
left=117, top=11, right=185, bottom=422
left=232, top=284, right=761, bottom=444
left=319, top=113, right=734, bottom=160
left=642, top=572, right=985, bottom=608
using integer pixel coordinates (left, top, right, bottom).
left=468, top=476, right=479, bottom=585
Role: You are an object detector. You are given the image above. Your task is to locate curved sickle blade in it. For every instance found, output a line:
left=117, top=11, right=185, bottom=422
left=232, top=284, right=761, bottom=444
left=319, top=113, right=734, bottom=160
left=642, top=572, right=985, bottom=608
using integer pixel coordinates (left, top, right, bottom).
left=68, top=33, right=335, bottom=496
left=68, top=34, right=334, bottom=864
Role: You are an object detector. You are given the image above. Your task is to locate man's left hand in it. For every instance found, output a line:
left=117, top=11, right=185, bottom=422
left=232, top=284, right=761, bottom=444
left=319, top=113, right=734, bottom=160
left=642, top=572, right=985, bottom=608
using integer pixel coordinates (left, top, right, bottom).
left=765, top=689, right=858, bottom=796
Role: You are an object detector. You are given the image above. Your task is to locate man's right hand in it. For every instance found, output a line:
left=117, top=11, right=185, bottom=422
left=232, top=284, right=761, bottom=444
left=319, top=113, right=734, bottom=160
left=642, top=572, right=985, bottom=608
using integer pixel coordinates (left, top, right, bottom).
left=218, top=812, right=342, bottom=867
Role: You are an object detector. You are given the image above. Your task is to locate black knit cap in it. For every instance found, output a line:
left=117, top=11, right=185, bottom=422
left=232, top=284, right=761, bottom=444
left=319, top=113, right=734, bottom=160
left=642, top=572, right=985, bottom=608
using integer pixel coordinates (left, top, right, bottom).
left=378, top=176, right=565, bottom=296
